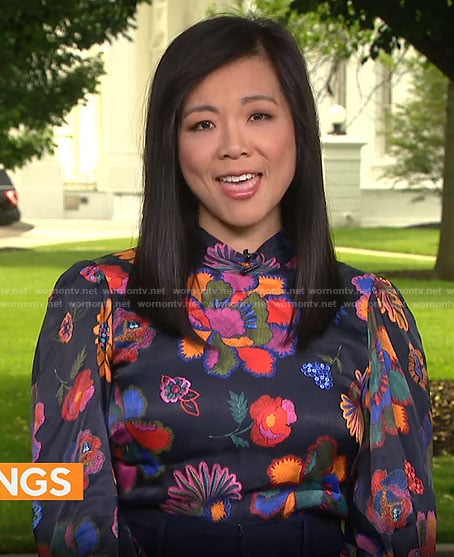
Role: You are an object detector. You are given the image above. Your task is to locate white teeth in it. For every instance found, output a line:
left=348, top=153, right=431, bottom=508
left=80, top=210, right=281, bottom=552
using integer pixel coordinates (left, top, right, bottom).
left=221, top=173, right=256, bottom=183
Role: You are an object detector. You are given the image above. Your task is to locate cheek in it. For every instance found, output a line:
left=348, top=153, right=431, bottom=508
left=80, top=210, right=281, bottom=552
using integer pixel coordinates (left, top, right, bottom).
left=275, top=140, right=296, bottom=179
left=178, top=138, right=209, bottom=180
left=178, top=140, right=192, bottom=177
left=270, top=125, right=296, bottom=166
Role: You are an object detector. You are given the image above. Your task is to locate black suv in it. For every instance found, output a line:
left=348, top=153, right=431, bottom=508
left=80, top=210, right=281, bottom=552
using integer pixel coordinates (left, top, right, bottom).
left=0, top=169, right=21, bottom=225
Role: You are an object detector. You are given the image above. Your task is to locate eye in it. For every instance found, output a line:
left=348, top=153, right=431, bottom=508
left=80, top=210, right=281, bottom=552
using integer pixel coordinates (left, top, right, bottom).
left=191, top=120, right=215, bottom=131
left=249, top=112, right=271, bottom=122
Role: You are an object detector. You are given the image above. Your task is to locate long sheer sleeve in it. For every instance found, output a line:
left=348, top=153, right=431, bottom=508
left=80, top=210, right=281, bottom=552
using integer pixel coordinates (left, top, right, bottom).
left=31, top=261, right=139, bottom=556
left=349, top=275, right=437, bottom=556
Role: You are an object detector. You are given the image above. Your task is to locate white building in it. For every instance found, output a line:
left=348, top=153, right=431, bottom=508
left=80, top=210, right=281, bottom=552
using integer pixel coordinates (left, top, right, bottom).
left=12, top=0, right=441, bottom=228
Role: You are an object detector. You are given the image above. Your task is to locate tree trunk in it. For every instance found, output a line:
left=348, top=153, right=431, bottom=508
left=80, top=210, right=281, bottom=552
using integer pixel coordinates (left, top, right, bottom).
left=435, top=79, right=454, bottom=280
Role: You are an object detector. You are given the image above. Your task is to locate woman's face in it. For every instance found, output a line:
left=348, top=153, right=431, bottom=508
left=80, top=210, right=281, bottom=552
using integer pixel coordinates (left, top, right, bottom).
left=178, top=55, right=296, bottom=251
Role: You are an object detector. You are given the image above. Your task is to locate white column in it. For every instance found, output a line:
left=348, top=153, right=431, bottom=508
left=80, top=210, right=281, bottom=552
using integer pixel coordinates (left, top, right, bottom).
left=12, top=157, right=64, bottom=219
left=321, top=135, right=366, bottom=227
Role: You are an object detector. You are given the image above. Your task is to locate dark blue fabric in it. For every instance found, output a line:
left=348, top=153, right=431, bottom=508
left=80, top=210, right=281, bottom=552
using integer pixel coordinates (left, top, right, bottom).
left=123, top=509, right=344, bottom=556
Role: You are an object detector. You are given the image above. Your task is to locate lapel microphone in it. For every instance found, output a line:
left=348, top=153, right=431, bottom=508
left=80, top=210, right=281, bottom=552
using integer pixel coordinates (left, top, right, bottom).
left=241, top=249, right=261, bottom=274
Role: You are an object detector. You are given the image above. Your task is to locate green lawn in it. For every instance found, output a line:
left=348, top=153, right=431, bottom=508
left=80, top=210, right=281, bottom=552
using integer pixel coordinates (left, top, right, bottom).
left=0, top=239, right=134, bottom=553
left=0, top=232, right=452, bottom=551
left=333, top=226, right=440, bottom=256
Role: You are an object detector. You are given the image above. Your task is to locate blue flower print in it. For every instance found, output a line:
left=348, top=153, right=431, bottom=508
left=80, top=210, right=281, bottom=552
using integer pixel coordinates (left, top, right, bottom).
left=301, top=361, right=333, bottom=390
left=32, top=501, right=43, bottom=529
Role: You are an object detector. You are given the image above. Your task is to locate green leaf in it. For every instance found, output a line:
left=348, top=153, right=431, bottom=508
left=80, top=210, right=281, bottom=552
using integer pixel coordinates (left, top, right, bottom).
left=69, top=347, right=87, bottom=379
left=228, top=391, right=249, bottom=424
left=55, top=384, right=65, bottom=406
left=231, top=435, right=250, bottom=448
left=319, top=354, right=334, bottom=364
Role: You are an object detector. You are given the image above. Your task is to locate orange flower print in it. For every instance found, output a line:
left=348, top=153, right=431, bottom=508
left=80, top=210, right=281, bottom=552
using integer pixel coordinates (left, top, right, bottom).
left=61, top=369, right=95, bottom=421
left=250, top=395, right=297, bottom=447
left=368, top=326, right=412, bottom=449
left=180, top=272, right=295, bottom=378
left=93, top=298, right=113, bottom=382
left=58, top=312, right=73, bottom=343
left=373, top=277, right=409, bottom=331
left=250, top=437, right=347, bottom=519
left=352, top=274, right=409, bottom=331
left=114, top=248, right=136, bottom=262
left=408, top=342, right=428, bottom=389
left=340, top=368, right=368, bottom=444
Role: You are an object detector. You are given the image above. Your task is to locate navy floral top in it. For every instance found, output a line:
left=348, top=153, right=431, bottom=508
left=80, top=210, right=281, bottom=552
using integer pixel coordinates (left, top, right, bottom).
left=31, top=229, right=436, bottom=556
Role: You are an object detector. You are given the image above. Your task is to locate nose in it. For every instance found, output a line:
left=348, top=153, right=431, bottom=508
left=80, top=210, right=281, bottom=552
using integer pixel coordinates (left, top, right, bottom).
left=217, top=122, right=250, bottom=159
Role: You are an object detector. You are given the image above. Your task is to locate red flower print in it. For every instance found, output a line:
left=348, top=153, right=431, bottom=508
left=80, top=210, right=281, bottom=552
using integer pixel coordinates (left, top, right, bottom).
left=112, top=309, right=155, bottom=365
left=404, top=460, right=424, bottom=495
left=75, top=430, right=105, bottom=489
left=160, top=375, right=201, bottom=416
left=58, top=312, right=73, bottom=343
left=250, top=395, right=297, bottom=447
left=366, top=468, right=412, bottom=535
left=37, top=544, right=54, bottom=557
left=109, top=386, right=175, bottom=493
left=98, top=264, right=129, bottom=294
left=32, top=401, right=45, bottom=461
left=61, top=369, right=95, bottom=421
left=80, top=263, right=129, bottom=294
left=126, top=421, right=174, bottom=453
left=112, top=507, right=119, bottom=538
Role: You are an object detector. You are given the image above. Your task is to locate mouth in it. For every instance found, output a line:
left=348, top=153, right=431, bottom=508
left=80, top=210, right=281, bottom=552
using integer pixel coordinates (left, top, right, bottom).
left=217, top=173, right=262, bottom=200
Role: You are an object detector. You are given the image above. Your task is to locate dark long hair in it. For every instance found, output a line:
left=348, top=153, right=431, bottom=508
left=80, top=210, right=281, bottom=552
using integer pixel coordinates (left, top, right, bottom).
left=128, top=14, right=343, bottom=349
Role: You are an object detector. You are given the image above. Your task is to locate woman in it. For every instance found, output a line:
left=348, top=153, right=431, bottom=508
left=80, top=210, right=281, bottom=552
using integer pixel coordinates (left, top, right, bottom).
left=31, top=15, right=436, bottom=557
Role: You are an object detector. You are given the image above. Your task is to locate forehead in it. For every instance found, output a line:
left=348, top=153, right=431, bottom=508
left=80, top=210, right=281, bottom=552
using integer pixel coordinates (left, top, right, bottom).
left=183, top=55, right=285, bottom=105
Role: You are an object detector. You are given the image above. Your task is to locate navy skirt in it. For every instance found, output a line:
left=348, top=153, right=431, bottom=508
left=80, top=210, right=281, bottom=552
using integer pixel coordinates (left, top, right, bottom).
left=120, top=509, right=345, bottom=556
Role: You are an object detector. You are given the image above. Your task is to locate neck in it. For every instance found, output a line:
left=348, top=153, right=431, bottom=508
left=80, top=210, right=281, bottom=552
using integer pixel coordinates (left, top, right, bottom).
left=198, top=217, right=283, bottom=253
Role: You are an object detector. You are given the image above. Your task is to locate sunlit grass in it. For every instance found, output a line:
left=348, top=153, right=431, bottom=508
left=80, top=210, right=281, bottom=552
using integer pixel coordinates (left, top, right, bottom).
left=333, top=226, right=439, bottom=256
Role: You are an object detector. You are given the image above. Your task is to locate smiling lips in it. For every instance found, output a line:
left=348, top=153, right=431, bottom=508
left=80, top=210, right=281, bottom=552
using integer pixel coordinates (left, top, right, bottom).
left=217, top=172, right=261, bottom=200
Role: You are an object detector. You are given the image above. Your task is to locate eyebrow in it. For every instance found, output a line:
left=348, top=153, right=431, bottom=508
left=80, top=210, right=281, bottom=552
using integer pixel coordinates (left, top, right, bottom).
left=182, top=94, right=278, bottom=118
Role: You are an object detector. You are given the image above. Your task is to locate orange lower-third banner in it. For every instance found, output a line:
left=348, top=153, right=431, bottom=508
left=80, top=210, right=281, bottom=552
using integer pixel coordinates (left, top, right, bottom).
left=0, top=463, right=84, bottom=500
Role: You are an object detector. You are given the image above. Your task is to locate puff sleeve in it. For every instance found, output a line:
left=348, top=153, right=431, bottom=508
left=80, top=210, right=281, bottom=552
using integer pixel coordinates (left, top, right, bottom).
left=31, top=262, right=139, bottom=556
left=349, top=275, right=437, bottom=556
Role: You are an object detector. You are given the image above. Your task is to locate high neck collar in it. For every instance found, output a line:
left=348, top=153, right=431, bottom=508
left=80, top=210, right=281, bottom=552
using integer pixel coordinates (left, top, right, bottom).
left=196, top=227, right=296, bottom=274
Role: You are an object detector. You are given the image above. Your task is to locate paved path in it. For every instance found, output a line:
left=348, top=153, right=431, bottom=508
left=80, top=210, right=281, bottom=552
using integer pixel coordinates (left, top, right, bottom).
left=0, top=219, right=437, bottom=264
left=336, top=245, right=436, bottom=262
left=0, top=218, right=138, bottom=249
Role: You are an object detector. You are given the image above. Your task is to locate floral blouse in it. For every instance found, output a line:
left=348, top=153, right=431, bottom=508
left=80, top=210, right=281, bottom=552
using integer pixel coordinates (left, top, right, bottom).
left=31, top=229, right=436, bottom=556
